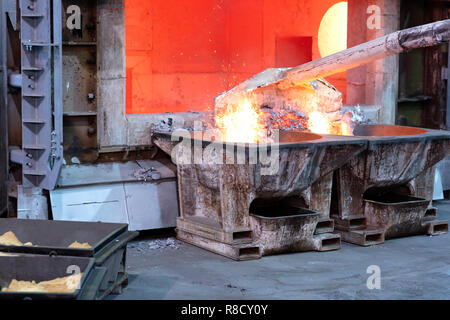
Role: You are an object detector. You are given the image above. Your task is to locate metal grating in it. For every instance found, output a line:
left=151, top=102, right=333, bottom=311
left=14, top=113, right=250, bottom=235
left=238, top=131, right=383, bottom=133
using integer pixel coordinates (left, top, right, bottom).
left=19, top=0, right=63, bottom=190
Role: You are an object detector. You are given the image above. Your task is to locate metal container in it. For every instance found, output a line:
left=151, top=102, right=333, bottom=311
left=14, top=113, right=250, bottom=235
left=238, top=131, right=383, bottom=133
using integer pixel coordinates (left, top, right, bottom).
left=153, top=130, right=366, bottom=260
left=363, top=194, right=431, bottom=239
left=249, top=206, right=340, bottom=256
left=0, top=255, right=94, bottom=300
left=333, top=124, right=450, bottom=246
left=0, top=219, right=128, bottom=256
left=0, top=219, right=138, bottom=299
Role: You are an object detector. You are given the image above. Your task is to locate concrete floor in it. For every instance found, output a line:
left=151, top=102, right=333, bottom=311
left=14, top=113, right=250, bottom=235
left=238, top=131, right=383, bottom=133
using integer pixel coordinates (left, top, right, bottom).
left=111, top=200, right=450, bottom=300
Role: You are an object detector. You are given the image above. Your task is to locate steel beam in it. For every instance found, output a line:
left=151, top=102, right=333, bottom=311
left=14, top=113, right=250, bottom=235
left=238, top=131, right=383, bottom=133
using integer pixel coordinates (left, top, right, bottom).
left=0, top=0, right=9, bottom=215
left=19, top=0, right=63, bottom=190
left=446, top=43, right=450, bottom=129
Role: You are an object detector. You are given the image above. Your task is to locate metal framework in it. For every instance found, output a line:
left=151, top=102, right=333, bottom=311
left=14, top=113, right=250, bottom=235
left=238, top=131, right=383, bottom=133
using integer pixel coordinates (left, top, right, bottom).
left=18, top=0, right=63, bottom=190
left=0, top=0, right=8, bottom=215
left=446, top=43, right=450, bottom=130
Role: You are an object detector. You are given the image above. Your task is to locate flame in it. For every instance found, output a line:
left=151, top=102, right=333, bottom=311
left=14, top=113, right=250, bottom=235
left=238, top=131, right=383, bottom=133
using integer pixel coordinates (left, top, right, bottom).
left=215, top=98, right=266, bottom=143
left=307, top=112, right=331, bottom=134
left=340, top=113, right=354, bottom=136
left=306, top=111, right=354, bottom=136
left=215, top=99, right=354, bottom=142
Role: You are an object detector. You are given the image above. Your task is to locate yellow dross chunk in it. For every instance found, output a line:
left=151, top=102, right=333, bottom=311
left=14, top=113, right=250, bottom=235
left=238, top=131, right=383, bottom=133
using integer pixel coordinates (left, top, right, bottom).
left=0, top=231, right=32, bottom=246
left=2, top=273, right=83, bottom=293
left=68, top=241, right=92, bottom=249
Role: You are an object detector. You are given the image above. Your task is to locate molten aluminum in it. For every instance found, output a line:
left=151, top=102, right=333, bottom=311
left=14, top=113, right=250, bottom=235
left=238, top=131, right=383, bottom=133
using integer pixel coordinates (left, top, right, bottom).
left=214, top=79, right=356, bottom=143
left=214, top=98, right=266, bottom=143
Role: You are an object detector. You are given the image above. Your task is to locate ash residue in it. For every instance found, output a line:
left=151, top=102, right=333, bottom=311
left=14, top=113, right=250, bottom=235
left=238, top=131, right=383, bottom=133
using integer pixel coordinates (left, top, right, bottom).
left=128, top=238, right=180, bottom=253
left=341, top=105, right=372, bottom=124
left=152, top=112, right=215, bottom=133
left=264, top=108, right=308, bottom=132
left=132, top=167, right=161, bottom=181
left=154, top=118, right=176, bottom=133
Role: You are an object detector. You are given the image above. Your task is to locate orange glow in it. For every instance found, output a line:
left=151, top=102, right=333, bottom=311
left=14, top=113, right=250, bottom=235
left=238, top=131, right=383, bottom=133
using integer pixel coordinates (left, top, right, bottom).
left=125, top=0, right=348, bottom=114
left=307, top=112, right=332, bottom=134
left=215, top=99, right=354, bottom=142
left=215, top=98, right=266, bottom=143
left=340, top=120, right=353, bottom=136
left=318, top=2, right=348, bottom=57
left=306, top=111, right=354, bottom=136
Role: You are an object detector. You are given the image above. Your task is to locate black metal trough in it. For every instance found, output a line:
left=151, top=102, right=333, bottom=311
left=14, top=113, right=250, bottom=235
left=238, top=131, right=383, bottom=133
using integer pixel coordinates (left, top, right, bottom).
left=0, top=219, right=138, bottom=300
left=0, top=255, right=94, bottom=300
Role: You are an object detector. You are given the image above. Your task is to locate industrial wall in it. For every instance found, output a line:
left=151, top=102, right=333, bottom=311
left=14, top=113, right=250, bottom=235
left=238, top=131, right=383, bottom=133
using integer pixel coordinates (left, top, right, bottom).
left=98, top=0, right=347, bottom=150
left=1, top=1, right=8, bottom=215
left=125, top=0, right=347, bottom=114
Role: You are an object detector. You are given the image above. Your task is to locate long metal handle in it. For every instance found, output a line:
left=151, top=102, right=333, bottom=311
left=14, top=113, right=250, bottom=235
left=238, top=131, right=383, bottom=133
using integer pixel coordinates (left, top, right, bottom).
left=281, top=19, right=450, bottom=89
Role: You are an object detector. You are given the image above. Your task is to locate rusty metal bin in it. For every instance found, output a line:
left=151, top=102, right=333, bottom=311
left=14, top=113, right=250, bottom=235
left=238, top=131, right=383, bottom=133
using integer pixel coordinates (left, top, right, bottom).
left=332, top=124, right=450, bottom=246
left=363, top=194, right=448, bottom=239
left=0, top=219, right=128, bottom=256
left=153, top=130, right=367, bottom=260
left=0, top=219, right=138, bottom=299
left=250, top=206, right=340, bottom=256
left=0, top=255, right=94, bottom=300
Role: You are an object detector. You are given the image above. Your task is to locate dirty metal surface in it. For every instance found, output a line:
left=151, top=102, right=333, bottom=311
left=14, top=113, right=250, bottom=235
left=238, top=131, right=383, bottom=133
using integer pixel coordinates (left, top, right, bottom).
left=56, top=160, right=176, bottom=187
left=363, top=194, right=430, bottom=239
left=61, top=0, right=98, bottom=164
left=0, top=0, right=8, bottom=216
left=154, top=125, right=450, bottom=256
left=249, top=206, right=339, bottom=255
left=0, top=254, right=94, bottom=300
left=333, top=124, right=450, bottom=245
left=63, top=115, right=98, bottom=164
left=336, top=125, right=450, bottom=219
left=152, top=131, right=369, bottom=259
left=62, top=46, right=97, bottom=115
left=0, top=219, right=128, bottom=257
